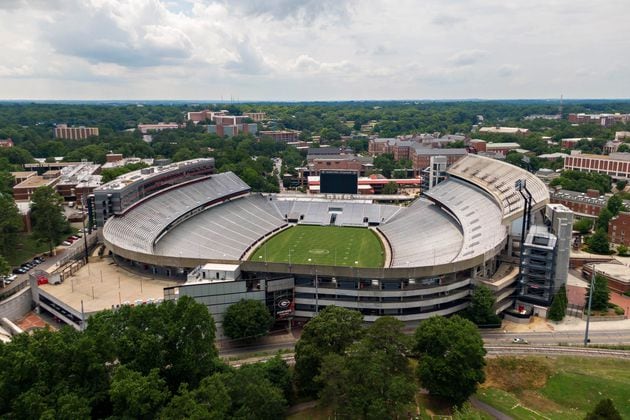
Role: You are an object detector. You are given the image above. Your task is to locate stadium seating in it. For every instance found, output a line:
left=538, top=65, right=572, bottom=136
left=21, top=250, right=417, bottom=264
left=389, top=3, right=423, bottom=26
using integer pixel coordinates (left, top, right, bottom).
left=272, top=199, right=401, bottom=227
left=103, top=172, right=250, bottom=253
left=448, top=155, right=549, bottom=219
left=153, top=195, right=286, bottom=260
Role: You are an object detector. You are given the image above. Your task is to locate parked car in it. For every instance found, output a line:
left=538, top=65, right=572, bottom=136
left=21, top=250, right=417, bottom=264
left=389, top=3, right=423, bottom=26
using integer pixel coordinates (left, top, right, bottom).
left=62, top=241, right=72, bottom=246
left=70, top=235, right=80, bottom=240
left=12, top=267, right=26, bottom=274
left=512, top=337, right=529, bottom=344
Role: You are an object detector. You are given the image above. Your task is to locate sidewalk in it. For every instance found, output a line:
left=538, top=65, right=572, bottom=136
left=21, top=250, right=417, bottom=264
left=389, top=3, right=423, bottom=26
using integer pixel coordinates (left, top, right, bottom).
left=502, top=315, right=630, bottom=333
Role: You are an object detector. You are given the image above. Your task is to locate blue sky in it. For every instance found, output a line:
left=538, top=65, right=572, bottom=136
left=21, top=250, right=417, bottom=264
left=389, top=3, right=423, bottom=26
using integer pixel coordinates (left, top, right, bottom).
left=0, top=0, right=628, bottom=100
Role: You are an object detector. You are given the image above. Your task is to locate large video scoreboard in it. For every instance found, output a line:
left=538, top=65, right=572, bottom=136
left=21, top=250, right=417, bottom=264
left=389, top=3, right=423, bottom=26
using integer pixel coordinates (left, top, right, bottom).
left=320, top=170, right=358, bottom=194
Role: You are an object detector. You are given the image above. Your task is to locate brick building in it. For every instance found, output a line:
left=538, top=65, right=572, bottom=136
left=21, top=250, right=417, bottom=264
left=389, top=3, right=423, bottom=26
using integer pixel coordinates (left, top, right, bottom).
left=549, top=188, right=607, bottom=218
left=563, top=152, right=630, bottom=179
left=53, top=124, right=99, bottom=140
left=561, top=137, right=592, bottom=149
left=368, top=137, right=467, bottom=172
left=13, top=171, right=60, bottom=201
left=609, top=212, right=630, bottom=247
left=259, top=130, right=300, bottom=143
left=243, top=112, right=266, bottom=122
left=568, top=113, right=630, bottom=127
left=0, top=138, right=14, bottom=148
left=137, top=123, right=180, bottom=134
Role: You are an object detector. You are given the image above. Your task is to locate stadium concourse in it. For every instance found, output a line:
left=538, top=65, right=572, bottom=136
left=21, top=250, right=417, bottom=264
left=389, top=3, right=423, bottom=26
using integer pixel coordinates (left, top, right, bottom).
left=50, top=155, right=550, bottom=327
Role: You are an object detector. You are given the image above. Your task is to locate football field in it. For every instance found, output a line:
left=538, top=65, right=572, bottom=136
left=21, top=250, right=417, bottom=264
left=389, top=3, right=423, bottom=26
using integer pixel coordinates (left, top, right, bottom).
left=249, top=225, right=385, bottom=268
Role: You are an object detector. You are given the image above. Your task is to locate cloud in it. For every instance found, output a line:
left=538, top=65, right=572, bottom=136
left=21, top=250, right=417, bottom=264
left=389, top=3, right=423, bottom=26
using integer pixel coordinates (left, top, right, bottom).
left=447, top=49, right=488, bottom=66
left=432, top=13, right=464, bottom=26
left=224, top=37, right=271, bottom=75
left=220, top=0, right=355, bottom=23
left=290, top=55, right=355, bottom=74
left=497, top=64, right=519, bottom=77
left=0, top=64, right=33, bottom=77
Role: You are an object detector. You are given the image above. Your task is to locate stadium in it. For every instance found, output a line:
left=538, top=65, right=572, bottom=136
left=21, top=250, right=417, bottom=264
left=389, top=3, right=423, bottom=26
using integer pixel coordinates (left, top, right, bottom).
left=85, top=154, right=551, bottom=325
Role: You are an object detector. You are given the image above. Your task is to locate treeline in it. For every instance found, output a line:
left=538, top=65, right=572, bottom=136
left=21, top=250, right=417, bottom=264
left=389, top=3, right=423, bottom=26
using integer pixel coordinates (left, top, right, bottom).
left=0, top=297, right=291, bottom=419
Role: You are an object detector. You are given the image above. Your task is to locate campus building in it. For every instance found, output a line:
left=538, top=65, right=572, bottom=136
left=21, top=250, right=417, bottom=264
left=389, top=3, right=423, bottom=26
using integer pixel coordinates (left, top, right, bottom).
left=53, top=124, right=99, bottom=140
left=563, top=152, right=630, bottom=179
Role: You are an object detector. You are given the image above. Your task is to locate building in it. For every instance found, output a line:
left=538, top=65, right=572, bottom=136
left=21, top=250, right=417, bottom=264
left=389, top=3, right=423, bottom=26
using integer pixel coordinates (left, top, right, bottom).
left=208, top=122, right=257, bottom=137
left=367, top=137, right=467, bottom=172
left=0, top=138, right=14, bottom=148
left=517, top=204, right=573, bottom=306
left=484, top=142, right=522, bottom=156
left=90, top=158, right=216, bottom=227
left=53, top=124, right=99, bottom=140
left=549, top=188, right=608, bottom=218
left=259, top=130, right=300, bottom=143
left=137, top=123, right=180, bottom=134
left=568, top=113, right=630, bottom=127
left=563, top=152, right=630, bottom=179
left=89, top=155, right=550, bottom=328
left=478, top=126, right=529, bottom=135
left=13, top=171, right=60, bottom=201
left=561, top=137, right=592, bottom=149
left=615, top=131, right=630, bottom=141
left=10, top=171, right=37, bottom=185
left=187, top=110, right=227, bottom=123
left=609, top=212, right=630, bottom=247
left=55, top=162, right=102, bottom=204
left=582, top=262, right=630, bottom=294
left=243, top=112, right=266, bottom=122
left=422, top=156, right=448, bottom=191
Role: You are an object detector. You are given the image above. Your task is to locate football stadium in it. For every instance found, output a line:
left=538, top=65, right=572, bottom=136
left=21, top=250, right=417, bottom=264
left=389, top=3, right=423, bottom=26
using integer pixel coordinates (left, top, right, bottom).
left=58, top=154, right=555, bottom=327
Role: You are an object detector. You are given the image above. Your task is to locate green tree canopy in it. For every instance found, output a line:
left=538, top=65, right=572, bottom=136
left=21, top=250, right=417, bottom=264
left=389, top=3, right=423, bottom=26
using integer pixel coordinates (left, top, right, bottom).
left=573, top=218, right=593, bottom=234
left=222, top=299, right=274, bottom=341
left=588, top=229, right=610, bottom=254
left=586, top=274, right=610, bottom=312
left=30, top=185, right=70, bottom=253
left=110, top=367, right=170, bottom=420
left=294, top=306, right=364, bottom=396
left=606, top=194, right=624, bottom=215
left=413, top=315, right=486, bottom=406
left=381, top=181, right=398, bottom=195
left=585, top=398, right=622, bottom=420
left=0, top=255, right=10, bottom=277
left=465, top=285, right=501, bottom=326
left=0, top=193, right=22, bottom=258
left=550, top=170, right=611, bottom=194
left=596, top=207, right=613, bottom=231
left=548, top=285, right=568, bottom=321
left=318, top=317, right=416, bottom=419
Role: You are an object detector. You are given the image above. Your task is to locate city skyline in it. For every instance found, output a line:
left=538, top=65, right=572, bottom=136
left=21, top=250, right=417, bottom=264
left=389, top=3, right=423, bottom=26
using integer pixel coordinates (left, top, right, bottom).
left=0, top=0, right=628, bottom=101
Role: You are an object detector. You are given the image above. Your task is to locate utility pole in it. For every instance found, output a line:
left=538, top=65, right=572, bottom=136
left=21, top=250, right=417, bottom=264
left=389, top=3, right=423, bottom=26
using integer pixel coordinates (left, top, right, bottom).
left=584, top=267, right=595, bottom=346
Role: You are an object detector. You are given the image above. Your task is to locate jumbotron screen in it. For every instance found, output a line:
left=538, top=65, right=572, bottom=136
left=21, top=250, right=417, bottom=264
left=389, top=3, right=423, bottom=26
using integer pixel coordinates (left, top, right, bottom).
left=320, top=171, right=358, bottom=194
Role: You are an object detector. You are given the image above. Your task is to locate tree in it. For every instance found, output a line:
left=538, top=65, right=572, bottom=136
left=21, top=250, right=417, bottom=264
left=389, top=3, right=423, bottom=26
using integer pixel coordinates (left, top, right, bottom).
left=573, top=218, right=593, bottom=235
left=318, top=317, right=416, bottom=419
left=0, top=193, right=23, bottom=258
left=617, top=244, right=629, bottom=256
left=616, top=179, right=627, bottom=191
left=0, top=255, right=10, bottom=277
left=466, top=285, right=501, bottom=326
left=585, top=398, right=622, bottom=420
left=381, top=181, right=398, bottom=195
left=30, top=186, right=69, bottom=253
left=606, top=194, right=624, bottom=215
left=596, top=208, right=613, bottom=231
left=0, top=171, right=14, bottom=196
left=588, top=229, right=610, bottom=254
left=86, top=296, right=219, bottom=391
left=586, top=274, right=610, bottom=312
left=109, top=367, right=170, bottom=419
left=222, top=299, right=274, bottom=341
left=413, top=315, right=486, bottom=406
left=548, top=285, right=568, bottom=321
left=294, top=306, right=364, bottom=396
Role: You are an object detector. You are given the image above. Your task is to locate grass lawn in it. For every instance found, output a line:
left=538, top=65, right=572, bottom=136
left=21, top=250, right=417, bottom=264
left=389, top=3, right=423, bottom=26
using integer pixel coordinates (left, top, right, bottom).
left=477, top=356, right=630, bottom=419
left=249, top=225, right=385, bottom=268
left=6, top=233, right=50, bottom=267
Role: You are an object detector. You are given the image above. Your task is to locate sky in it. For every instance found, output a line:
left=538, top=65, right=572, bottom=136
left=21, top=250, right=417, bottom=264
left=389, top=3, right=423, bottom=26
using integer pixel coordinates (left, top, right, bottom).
left=0, top=0, right=628, bottom=101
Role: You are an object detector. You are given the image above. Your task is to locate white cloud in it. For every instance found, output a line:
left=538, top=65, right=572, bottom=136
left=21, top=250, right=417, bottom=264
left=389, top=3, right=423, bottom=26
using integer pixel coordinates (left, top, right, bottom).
left=0, top=0, right=628, bottom=99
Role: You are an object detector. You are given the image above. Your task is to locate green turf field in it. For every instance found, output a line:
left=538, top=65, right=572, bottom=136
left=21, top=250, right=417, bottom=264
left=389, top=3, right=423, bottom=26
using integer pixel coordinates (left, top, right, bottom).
left=249, top=225, right=385, bottom=268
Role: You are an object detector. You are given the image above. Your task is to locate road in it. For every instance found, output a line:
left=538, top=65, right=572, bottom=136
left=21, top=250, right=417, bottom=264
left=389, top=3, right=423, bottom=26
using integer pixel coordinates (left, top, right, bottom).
left=1, top=231, right=98, bottom=294
left=481, top=329, right=630, bottom=346
left=219, top=328, right=630, bottom=359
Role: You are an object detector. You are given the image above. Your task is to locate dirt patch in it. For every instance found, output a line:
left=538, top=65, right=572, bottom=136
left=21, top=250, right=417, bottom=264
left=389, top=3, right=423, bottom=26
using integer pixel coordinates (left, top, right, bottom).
left=519, top=390, right=564, bottom=413
left=483, top=356, right=553, bottom=393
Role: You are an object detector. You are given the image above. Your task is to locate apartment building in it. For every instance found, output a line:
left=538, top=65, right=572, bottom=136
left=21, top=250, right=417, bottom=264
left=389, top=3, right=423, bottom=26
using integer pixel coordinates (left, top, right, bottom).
left=568, top=113, right=630, bottom=127
left=259, top=130, right=300, bottom=143
left=0, top=138, right=14, bottom=148
left=53, top=124, right=99, bottom=140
